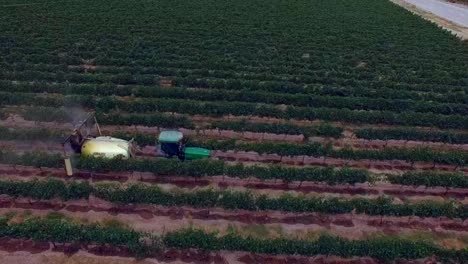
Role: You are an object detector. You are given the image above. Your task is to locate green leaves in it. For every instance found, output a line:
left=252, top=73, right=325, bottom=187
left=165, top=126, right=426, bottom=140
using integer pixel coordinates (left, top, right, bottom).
left=389, top=171, right=468, bottom=188
left=356, top=127, right=468, bottom=144
left=10, top=93, right=468, bottom=129
left=0, top=126, right=66, bottom=141
left=210, top=119, right=344, bottom=138
left=0, top=149, right=371, bottom=184
left=189, top=138, right=468, bottom=166
left=0, top=150, right=63, bottom=168
left=164, top=228, right=465, bottom=262
left=0, top=178, right=92, bottom=200
left=0, top=214, right=465, bottom=261
left=0, top=215, right=149, bottom=253
left=0, top=178, right=466, bottom=219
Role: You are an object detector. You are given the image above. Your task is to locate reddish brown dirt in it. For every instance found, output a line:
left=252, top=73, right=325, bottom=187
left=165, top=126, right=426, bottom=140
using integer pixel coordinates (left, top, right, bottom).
left=1, top=164, right=466, bottom=201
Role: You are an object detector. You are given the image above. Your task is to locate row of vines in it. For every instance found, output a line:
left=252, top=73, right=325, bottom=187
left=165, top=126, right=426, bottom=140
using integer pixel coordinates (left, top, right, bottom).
left=0, top=150, right=466, bottom=188
left=2, top=92, right=468, bottom=129
left=0, top=178, right=467, bottom=218
left=1, top=215, right=466, bottom=261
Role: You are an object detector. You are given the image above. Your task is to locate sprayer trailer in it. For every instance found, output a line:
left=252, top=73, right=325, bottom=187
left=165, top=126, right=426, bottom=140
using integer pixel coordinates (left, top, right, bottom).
left=63, top=114, right=135, bottom=159
left=62, top=114, right=135, bottom=176
left=81, top=136, right=133, bottom=159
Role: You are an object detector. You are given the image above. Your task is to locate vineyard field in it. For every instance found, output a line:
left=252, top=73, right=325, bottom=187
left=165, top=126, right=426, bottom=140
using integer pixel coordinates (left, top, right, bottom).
left=0, top=0, right=467, bottom=263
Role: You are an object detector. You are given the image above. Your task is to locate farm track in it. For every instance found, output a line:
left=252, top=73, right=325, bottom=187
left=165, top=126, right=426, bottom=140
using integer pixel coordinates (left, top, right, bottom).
left=1, top=164, right=467, bottom=201
left=3, top=113, right=468, bottom=152
left=0, top=196, right=467, bottom=235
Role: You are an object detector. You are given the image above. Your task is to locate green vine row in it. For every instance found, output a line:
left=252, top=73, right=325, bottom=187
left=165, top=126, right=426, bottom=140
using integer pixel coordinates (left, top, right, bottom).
left=1, top=80, right=467, bottom=116
left=187, top=138, right=468, bottom=166
left=389, top=171, right=468, bottom=189
left=355, top=127, right=468, bottom=145
left=0, top=214, right=466, bottom=261
left=7, top=107, right=343, bottom=138
left=0, top=150, right=370, bottom=184
left=0, top=178, right=467, bottom=219
left=3, top=91, right=468, bottom=129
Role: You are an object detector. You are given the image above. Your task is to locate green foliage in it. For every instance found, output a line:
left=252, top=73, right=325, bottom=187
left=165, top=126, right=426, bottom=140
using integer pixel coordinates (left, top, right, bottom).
left=0, top=178, right=466, bottom=219
left=164, top=228, right=467, bottom=261
left=0, top=150, right=63, bottom=168
left=210, top=119, right=343, bottom=138
left=5, top=148, right=468, bottom=188
left=0, top=215, right=156, bottom=256
left=0, top=150, right=370, bottom=184
left=1, top=0, right=468, bottom=134
left=188, top=138, right=468, bottom=166
left=0, top=215, right=466, bottom=261
left=1, top=116, right=341, bottom=143
left=0, top=178, right=93, bottom=200
left=9, top=93, right=468, bottom=129
left=0, top=126, right=66, bottom=141
left=20, top=107, right=70, bottom=123
left=96, top=112, right=195, bottom=129
left=76, top=155, right=370, bottom=184
left=2, top=82, right=468, bottom=116
left=388, top=171, right=468, bottom=188
left=355, top=128, right=468, bottom=144
left=1, top=1, right=468, bottom=259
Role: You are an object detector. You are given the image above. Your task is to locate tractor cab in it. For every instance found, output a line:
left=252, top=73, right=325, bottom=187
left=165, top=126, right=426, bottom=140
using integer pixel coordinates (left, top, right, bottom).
left=158, top=130, right=210, bottom=160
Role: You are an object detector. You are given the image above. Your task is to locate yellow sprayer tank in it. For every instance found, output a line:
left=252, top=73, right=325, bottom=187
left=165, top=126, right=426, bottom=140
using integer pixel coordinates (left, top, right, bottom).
left=81, top=136, right=132, bottom=159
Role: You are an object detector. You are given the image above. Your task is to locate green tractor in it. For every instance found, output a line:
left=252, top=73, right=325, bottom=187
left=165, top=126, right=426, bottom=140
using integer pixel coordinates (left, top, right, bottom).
left=157, top=131, right=210, bottom=160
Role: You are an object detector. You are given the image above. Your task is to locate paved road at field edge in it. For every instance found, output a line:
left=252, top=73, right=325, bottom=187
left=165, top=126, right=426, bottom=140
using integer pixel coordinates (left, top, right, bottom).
left=404, top=0, right=468, bottom=27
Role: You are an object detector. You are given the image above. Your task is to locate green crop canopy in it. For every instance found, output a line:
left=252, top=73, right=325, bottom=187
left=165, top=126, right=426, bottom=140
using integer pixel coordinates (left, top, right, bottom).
left=159, top=131, right=183, bottom=143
